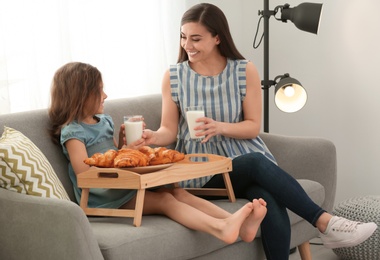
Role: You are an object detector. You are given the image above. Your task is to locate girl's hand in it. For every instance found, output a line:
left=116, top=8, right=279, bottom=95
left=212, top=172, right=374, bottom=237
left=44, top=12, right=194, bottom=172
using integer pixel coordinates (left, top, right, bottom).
left=118, top=124, right=126, bottom=149
left=117, top=124, right=125, bottom=149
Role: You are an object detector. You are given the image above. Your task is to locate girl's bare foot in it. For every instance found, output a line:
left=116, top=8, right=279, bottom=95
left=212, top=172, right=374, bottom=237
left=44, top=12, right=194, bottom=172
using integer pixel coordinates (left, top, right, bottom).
left=216, top=202, right=253, bottom=244
left=239, top=198, right=267, bottom=242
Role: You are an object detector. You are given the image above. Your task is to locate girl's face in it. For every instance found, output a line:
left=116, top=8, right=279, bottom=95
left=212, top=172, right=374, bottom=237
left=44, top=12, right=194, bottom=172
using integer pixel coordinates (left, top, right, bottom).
left=95, top=84, right=107, bottom=114
left=180, top=22, right=220, bottom=63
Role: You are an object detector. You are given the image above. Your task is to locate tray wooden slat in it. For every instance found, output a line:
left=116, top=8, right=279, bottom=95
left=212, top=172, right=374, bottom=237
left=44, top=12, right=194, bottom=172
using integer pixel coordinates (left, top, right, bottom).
left=77, top=153, right=235, bottom=226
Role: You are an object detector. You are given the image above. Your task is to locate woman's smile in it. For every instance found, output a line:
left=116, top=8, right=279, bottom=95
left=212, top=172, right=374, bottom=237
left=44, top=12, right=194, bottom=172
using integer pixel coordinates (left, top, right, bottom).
left=187, top=51, right=199, bottom=57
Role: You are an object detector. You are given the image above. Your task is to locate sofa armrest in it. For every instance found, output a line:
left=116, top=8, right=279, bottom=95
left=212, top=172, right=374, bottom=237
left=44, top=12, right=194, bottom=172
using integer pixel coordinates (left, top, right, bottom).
left=0, top=188, right=103, bottom=260
left=260, top=132, right=337, bottom=212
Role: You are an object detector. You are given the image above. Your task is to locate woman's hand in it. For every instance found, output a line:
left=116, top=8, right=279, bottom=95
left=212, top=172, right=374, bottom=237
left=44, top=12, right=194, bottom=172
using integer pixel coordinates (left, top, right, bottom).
left=196, top=116, right=258, bottom=142
left=123, top=138, right=145, bottom=150
left=142, top=129, right=156, bottom=146
left=195, top=117, right=222, bottom=143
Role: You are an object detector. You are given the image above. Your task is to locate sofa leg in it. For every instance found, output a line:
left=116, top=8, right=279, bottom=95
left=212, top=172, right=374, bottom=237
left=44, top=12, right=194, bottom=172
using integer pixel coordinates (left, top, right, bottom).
left=298, top=241, right=312, bottom=260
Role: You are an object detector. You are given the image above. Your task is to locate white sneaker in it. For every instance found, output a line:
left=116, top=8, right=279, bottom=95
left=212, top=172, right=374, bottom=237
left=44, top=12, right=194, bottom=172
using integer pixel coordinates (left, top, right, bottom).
left=319, top=216, right=378, bottom=249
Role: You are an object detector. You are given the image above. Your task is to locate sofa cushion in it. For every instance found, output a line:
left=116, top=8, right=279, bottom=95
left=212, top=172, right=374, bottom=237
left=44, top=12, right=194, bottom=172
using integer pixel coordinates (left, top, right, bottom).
left=0, top=127, right=69, bottom=200
left=89, top=178, right=324, bottom=260
left=90, top=199, right=251, bottom=260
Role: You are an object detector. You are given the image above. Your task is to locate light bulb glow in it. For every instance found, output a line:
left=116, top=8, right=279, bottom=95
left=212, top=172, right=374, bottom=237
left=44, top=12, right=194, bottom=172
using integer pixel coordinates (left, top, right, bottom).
left=275, top=83, right=307, bottom=113
left=283, top=86, right=295, bottom=97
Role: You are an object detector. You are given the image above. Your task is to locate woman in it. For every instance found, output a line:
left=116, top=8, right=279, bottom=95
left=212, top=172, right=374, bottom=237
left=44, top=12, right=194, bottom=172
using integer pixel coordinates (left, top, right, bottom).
left=143, top=3, right=377, bottom=259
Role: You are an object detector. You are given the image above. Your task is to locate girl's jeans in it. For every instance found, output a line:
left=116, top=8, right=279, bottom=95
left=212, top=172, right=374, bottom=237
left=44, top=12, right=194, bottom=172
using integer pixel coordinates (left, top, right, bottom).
left=203, top=152, right=325, bottom=260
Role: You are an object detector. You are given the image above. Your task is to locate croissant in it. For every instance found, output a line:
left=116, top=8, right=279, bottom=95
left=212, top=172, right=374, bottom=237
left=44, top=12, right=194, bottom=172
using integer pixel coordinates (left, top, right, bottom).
left=138, top=146, right=156, bottom=161
left=83, top=149, right=118, bottom=168
left=165, top=149, right=186, bottom=163
left=114, top=148, right=150, bottom=167
left=148, top=147, right=185, bottom=165
left=84, top=147, right=185, bottom=168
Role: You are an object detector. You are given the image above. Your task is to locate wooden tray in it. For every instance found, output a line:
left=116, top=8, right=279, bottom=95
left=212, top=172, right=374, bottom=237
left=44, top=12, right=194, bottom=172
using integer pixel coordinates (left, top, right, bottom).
left=77, top=154, right=235, bottom=226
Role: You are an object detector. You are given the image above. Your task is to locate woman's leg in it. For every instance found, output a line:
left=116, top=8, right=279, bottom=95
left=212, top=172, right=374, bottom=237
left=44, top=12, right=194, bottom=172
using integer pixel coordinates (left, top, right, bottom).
left=204, top=173, right=291, bottom=260
left=204, top=152, right=377, bottom=251
left=237, top=153, right=378, bottom=249
left=121, top=189, right=263, bottom=244
left=232, top=152, right=325, bottom=226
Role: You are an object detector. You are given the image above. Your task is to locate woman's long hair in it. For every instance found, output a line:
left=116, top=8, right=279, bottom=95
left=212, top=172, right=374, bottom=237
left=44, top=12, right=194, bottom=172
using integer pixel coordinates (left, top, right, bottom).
left=48, top=62, right=102, bottom=145
left=177, top=3, right=245, bottom=63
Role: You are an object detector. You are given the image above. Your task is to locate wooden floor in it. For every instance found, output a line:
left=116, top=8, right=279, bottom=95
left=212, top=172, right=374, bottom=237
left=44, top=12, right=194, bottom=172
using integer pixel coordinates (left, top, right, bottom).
left=289, top=237, right=341, bottom=260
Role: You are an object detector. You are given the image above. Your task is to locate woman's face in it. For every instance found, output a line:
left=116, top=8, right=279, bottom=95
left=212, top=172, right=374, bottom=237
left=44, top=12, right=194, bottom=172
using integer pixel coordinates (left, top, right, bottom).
left=180, top=22, right=220, bottom=63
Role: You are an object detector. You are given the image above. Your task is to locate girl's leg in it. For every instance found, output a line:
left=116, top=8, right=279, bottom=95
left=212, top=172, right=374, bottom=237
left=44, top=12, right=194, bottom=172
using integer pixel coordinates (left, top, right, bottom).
left=247, top=185, right=291, bottom=260
left=239, top=198, right=267, bottom=243
left=204, top=174, right=291, bottom=260
left=166, top=187, right=234, bottom=218
left=121, top=189, right=257, bottom=244
left=166, top=187, right=267, bottom=242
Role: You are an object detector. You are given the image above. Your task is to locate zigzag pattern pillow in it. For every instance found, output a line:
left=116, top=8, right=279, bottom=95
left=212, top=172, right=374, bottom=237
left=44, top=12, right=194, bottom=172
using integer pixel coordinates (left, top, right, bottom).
left=0, top=126, right=69, bottom=200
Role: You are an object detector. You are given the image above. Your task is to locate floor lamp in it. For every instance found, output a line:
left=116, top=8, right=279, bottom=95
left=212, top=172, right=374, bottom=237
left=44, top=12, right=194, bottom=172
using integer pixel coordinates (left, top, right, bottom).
left=256, top=1, right=323, bottom=132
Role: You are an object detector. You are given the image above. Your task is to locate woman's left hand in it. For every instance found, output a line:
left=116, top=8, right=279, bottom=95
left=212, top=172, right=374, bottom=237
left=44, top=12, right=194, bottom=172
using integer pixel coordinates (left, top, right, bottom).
left=196, top=117, right=221, bottom=143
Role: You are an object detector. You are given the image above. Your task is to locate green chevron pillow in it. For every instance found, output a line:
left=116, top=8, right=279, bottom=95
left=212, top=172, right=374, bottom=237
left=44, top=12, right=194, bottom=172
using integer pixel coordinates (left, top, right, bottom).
left=0, top=127, right=69, bottom=200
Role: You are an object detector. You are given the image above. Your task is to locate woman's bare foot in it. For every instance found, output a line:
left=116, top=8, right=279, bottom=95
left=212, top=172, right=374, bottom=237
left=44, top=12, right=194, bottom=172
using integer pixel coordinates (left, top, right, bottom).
left=239, top=198, right=267, bottom=242
left=215, top=202, right=253, bottom=244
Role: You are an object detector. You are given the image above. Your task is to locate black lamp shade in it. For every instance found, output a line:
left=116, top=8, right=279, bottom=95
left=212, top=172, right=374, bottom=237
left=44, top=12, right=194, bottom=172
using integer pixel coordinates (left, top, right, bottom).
left=281, top=3, right=323, bottom=34
left=274, top=76, right=307, bottom=113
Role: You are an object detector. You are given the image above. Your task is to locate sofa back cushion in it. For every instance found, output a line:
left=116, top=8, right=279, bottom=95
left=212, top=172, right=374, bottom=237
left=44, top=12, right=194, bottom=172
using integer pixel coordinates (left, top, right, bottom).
left=104, top=94, right=163, bottom=143
left=0, top=109, right=75, bottom=200
left=0, top=94, right=164, bottom=202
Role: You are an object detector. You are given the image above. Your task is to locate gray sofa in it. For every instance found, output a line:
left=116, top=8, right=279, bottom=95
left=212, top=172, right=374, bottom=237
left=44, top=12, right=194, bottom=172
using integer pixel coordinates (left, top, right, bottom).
left=0, top=93, right=337, bottom=260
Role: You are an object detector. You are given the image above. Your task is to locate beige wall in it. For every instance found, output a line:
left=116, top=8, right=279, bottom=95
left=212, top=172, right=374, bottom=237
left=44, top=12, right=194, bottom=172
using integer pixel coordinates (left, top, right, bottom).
left=200, top=0, right=380, bottom=204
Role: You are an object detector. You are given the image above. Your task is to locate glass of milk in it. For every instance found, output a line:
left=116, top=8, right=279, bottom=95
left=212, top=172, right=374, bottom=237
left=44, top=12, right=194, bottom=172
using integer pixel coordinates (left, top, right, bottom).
left=185, top=106, right=205, bottom=141
left=123, top=115, right=143, bottom=145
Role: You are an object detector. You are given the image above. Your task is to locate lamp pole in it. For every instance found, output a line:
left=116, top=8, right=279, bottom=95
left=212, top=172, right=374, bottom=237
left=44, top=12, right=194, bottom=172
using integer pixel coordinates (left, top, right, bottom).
left=261, top=0, right=274, bottom=133
left=258, top=1, right=322, bottom=133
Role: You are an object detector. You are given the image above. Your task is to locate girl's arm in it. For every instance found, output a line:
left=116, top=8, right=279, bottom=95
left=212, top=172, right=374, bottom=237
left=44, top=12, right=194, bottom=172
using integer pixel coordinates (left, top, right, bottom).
left=199, top=61, right=262, bottom=142
left=65, top=139, right=90, bottom=175
left=143, top=69, right=179, bottom=146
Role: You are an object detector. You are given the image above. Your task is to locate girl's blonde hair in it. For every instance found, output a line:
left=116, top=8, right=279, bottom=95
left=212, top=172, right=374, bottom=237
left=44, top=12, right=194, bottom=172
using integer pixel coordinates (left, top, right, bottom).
left=48, top=62, right=103, bottom=144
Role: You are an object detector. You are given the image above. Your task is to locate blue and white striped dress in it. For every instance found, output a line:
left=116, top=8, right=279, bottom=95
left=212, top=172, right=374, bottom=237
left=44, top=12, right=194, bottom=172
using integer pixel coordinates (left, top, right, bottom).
left=170, top=59, right=276, bottom=188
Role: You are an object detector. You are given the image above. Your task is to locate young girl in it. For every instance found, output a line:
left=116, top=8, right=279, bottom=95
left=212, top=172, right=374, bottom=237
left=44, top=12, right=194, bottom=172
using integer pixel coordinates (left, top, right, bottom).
left=48, top=61, right=267, bottom=245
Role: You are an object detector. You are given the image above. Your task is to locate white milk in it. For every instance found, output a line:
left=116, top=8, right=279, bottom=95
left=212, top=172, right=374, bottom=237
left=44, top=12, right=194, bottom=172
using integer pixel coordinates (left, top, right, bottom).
left=124, top=120, right=143, bottom=145
left=186, top=110, right=205, bottom=139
